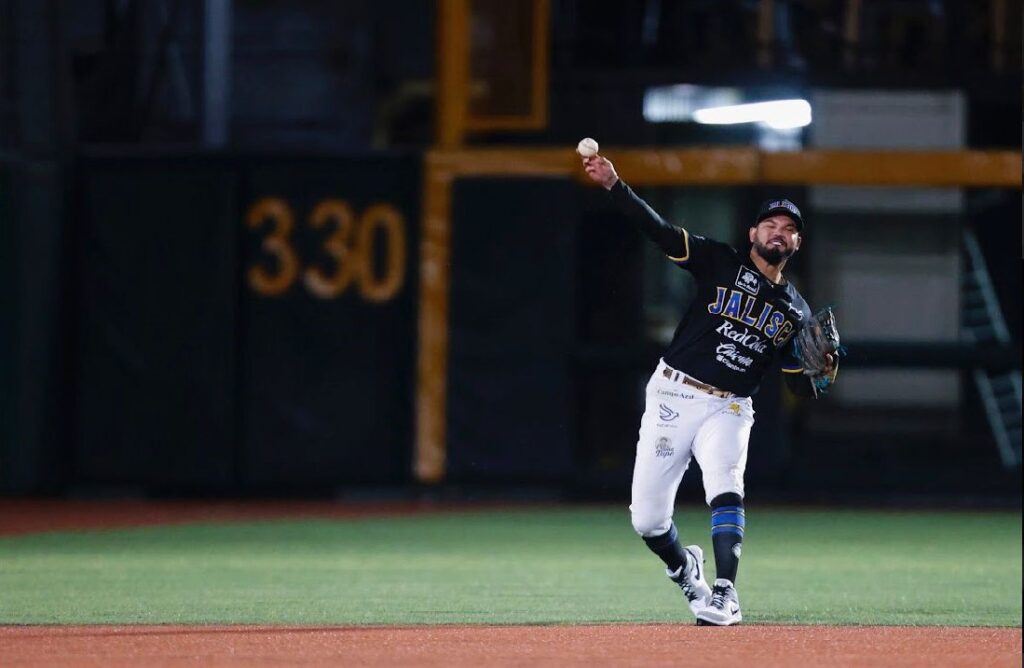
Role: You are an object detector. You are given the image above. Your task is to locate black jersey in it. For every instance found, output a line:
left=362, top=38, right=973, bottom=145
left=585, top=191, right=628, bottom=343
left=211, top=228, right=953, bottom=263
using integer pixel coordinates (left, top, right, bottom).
left=610, top=180, right=811, bottom=397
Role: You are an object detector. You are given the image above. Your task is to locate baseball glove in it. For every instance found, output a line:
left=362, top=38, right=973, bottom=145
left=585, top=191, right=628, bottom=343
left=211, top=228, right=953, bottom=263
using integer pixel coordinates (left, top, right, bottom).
left=793, top=307, right=843, bottom=396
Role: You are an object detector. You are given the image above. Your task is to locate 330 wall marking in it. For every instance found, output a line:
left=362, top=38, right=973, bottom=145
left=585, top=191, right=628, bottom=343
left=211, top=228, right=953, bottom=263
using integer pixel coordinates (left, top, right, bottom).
left=244, top=197, right=407, bottom=302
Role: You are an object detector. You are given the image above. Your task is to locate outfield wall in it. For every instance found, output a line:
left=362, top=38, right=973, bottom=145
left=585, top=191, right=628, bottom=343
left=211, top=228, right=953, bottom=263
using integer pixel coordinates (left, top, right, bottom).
left=67, top=153, right=421, bottom=492
left=1, top=150, right=1020, bottom=499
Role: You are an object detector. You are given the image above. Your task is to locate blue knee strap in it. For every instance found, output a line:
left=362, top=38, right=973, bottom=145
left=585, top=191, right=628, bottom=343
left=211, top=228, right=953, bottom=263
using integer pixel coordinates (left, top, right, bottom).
left=711, top=506, right=745, bottom=538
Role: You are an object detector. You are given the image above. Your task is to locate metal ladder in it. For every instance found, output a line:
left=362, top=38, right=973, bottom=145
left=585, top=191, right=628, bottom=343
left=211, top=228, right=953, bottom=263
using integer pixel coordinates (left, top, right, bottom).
left=960, top=230, right=1022, bottom=469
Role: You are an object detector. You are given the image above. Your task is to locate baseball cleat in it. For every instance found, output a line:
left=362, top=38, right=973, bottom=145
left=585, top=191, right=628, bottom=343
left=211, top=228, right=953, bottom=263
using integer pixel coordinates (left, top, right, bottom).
left=695, top=578, right=742, bottom=626
left=667, top=545, right=712, bottom=616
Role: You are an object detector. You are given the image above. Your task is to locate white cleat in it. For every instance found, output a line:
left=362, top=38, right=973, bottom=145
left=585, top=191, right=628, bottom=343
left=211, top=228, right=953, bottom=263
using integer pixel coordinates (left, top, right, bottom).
left=667, top=545, right=712, bottom=616
left=696, top=578, right=742, bottom=626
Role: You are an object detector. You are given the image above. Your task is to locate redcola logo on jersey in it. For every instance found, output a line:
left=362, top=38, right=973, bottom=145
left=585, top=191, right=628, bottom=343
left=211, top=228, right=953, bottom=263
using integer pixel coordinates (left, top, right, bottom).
left=706, top=287, right=797, bottom=346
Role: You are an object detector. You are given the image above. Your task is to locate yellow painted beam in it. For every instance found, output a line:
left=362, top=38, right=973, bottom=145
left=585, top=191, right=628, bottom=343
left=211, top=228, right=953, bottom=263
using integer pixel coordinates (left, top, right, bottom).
left=437, top=0, right=470, bottom=146
left=415, top=155, right=454, bottom=483
left=429, top=147, right=573, bottom=176
left=599, top=148, right=761, bottom=185
left=427, top=147, right=1021, bottom=185
left=761, top=150, right=1022, bottom=187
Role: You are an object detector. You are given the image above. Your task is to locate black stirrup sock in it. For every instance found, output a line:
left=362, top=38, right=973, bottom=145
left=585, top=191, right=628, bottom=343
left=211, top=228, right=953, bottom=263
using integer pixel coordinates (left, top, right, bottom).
left=642, top=522, right=688, bottom=573
left=709, top=492, right=745, bottom=584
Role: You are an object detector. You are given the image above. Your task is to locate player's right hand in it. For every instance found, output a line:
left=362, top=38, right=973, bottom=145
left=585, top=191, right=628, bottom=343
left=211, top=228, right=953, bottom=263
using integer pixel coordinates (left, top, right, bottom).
left=582, top=155, right=619, bottom=191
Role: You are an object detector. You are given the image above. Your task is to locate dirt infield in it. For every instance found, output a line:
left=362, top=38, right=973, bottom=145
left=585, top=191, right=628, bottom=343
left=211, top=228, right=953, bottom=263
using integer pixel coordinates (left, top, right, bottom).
left=2, top=624, right=1019, bottom=667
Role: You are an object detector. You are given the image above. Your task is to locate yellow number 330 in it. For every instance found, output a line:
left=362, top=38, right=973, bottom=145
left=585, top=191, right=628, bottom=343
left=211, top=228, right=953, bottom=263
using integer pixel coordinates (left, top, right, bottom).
left=245, top=197, right=407, bottom=303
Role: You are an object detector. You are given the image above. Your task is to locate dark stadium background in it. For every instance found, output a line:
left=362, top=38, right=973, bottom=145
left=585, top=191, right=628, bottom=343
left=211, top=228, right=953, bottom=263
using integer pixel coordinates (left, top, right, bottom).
left=1, top=0, right=1020, bottom=506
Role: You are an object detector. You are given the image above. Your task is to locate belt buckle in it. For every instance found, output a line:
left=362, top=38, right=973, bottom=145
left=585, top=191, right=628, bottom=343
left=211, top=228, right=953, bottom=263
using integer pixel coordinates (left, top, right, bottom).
left=687, top=375, right=725, bottom=398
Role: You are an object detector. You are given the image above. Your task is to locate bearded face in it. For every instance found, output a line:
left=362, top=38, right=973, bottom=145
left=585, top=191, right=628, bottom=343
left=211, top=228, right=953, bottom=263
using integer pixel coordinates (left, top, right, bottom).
left=752, top=239, right=793, bottom=264
left=749, top=216, right=801, bottom=265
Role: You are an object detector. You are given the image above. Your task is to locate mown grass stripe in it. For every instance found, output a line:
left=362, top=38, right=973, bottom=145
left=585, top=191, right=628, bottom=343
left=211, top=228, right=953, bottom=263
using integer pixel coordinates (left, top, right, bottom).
left=0, top=507, right=1018, bottom=627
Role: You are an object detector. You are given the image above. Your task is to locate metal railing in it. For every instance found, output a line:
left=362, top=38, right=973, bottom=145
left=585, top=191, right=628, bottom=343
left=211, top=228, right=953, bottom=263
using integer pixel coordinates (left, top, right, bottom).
left=961, top=229, right=1022, bottom=469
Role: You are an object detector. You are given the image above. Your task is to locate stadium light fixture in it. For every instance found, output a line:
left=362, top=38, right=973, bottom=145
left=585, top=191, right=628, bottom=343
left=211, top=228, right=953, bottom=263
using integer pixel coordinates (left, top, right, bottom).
left=642, top=85, right=742, bottom=123
left=692, top=99, right=812, bottom=130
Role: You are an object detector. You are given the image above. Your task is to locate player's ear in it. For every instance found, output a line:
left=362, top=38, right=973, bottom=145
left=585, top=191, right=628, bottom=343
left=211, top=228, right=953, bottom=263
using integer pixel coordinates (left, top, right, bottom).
left=748, top=226, right=756, bottom=244
left=793, top=233, right=802, bottom=252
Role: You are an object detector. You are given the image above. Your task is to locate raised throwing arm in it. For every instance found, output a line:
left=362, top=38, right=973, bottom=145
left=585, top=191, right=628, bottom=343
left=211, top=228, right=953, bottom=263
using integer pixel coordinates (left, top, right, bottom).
left=583, top=156, right=687, bottom=259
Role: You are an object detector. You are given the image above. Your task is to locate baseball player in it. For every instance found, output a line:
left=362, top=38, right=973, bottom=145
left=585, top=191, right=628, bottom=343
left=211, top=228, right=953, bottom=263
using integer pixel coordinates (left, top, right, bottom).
left=583, top=154, right=838, bottom=626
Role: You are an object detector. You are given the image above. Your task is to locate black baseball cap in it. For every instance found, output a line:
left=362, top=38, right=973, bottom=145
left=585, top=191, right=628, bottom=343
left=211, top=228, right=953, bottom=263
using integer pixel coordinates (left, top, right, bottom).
left=754, top=198, right=803, bottom=231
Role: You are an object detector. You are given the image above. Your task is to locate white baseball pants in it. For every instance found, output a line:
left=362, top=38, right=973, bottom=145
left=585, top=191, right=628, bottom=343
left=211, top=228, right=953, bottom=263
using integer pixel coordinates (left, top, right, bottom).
left=630, top=360, right=754, bottom=537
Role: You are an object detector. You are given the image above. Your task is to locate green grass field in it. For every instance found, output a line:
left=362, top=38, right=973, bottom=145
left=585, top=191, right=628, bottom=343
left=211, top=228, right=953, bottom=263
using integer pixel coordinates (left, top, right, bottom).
left=0, top=507, right=1019, bottom=627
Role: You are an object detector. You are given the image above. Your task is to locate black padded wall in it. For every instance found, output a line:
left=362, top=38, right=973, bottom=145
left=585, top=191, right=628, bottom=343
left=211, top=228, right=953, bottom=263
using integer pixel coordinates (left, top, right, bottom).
left=447, top=178, right=578, bottom=482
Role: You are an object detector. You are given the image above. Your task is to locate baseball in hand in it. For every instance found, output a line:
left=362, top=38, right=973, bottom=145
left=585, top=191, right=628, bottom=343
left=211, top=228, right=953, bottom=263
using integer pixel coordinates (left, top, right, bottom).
left=576, top=137, right=599, bottom=158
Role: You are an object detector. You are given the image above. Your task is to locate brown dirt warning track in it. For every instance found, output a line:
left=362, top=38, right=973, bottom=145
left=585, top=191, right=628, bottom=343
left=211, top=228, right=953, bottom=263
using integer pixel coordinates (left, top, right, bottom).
left=0, top=501, right=1020, bottom=667
left=0, top=499, right=480, bottom=536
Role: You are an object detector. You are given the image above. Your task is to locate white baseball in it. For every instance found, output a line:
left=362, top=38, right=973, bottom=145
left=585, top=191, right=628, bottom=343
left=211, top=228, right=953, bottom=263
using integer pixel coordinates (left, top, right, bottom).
left=576, top=137, right=599, bottom=158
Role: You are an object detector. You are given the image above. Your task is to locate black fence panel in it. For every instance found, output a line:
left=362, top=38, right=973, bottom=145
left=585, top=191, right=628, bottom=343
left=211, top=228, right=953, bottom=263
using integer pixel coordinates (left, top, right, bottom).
left=74, top=161, right=239, bottom=488
left=70, top=154, right=419, bottom=492
left=447, top=179, right=578, bottom=483
left=0, top=165, right=14, bottom=489
left=237, top=157, right=419, bottom=488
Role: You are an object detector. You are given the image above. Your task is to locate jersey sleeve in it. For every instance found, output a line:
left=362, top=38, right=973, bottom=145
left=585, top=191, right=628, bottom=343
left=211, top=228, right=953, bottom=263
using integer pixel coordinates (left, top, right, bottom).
left=608, top=179, right=717, bottom=277
left=779, top=338, right=817, bottom=397
left=779, top=338, right=805, bottom=375
left=780, top=297, right=828, bottom=398
left=666, top=229, right=719, bottom=277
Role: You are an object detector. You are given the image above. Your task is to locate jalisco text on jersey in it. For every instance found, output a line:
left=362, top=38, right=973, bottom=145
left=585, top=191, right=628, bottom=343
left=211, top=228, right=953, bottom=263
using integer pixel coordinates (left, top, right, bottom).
left=707, top=288, right=796, bottom=346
